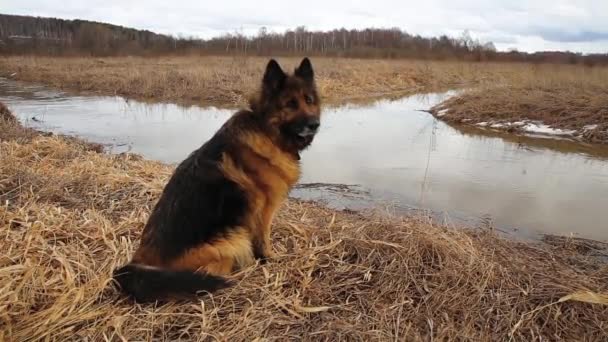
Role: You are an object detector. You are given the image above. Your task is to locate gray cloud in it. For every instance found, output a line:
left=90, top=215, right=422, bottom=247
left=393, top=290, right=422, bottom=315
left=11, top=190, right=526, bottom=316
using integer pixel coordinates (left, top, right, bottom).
left=2, top=0, right=608, bottom=53
left=536, top=29, right=608, bottom=43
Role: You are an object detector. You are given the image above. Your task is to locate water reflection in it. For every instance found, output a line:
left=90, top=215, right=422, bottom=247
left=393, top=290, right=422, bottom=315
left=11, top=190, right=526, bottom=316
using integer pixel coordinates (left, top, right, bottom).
left=2, top=78, right=607, bottom=241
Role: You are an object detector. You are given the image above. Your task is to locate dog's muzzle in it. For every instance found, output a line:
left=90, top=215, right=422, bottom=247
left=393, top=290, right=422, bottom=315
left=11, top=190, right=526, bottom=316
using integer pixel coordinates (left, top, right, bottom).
left=297, top=117, right=320, bottom=138
left=283, top=116, right=320, bottom=150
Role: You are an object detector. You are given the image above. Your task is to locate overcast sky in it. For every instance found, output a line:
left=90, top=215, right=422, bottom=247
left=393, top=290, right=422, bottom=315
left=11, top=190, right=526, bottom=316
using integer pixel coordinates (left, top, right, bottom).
left=4, top=0, right=608, bottom=53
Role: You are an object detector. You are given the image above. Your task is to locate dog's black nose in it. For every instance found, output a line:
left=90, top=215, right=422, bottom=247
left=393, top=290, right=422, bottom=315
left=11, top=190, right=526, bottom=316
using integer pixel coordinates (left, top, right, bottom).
left=306, top=118, right=320, bottom=131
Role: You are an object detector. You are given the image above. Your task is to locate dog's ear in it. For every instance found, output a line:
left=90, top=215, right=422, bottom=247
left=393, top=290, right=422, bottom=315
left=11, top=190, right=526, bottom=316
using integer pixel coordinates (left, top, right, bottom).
left=263, top=59, right=286, bottom=93
left=295, top=57, right=314, bottom=83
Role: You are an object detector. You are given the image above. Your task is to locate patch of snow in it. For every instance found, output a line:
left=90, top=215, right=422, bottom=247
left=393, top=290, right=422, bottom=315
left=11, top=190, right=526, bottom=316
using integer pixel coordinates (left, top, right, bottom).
left=512, top=121, right=527, bottom=126
left=583, top=124, right=598, bottom=131
left=437, top=109, right=449, bottom=117
left=522, top=123, right=576, bottom=136
left=490, top=123, right=504, bottom=128
left=476, top=122, right=489, bottom=127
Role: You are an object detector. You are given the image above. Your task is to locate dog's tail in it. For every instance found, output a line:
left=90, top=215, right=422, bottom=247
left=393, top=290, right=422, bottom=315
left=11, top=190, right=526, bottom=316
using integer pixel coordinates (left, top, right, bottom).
left=113, top=264, right=230, bottom=302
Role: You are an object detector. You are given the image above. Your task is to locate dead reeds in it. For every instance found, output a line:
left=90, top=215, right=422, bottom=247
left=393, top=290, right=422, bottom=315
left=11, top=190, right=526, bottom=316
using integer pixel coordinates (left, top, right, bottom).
left=432, top=64, right=608, bottom=144
left=1, top=104, right=607, bottom=341
left=4, top=56, right=607, bottom=144
left=1, top=56, right=510, bottom=107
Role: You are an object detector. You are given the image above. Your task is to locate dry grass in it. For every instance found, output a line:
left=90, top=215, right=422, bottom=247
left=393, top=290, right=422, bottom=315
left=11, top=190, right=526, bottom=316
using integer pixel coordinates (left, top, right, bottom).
left=1, top=106, right=608, bottom=341
left=4, top=56, right=607, bottom=144
left=432, top=64, right=608, bottom=144
left=1, top=56, right=516, bottom=107
left=0, top=101, right=38, bottom=143
left=0, top=102, right=16, bottom=122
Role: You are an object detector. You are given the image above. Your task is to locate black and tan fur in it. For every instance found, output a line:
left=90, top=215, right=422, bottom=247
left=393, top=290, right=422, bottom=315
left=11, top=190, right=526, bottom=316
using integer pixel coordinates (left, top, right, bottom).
left=113, top=58, right=321, bottom=302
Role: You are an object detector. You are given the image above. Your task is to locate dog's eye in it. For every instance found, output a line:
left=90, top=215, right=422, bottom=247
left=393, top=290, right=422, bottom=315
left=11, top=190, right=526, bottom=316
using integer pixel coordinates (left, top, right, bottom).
left=305, top=95, right=314, bottom=104
left=286, top=99, right=298, bottom=109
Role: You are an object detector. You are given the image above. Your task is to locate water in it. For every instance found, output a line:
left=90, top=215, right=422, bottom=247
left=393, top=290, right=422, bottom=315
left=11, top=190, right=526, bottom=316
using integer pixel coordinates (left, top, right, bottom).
left=2, top=79, right=608, bottom=241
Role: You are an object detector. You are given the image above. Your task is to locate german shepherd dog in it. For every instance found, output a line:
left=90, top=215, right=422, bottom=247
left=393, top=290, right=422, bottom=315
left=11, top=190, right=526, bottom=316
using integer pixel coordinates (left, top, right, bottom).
left=113, top=58, right=321, bottom=302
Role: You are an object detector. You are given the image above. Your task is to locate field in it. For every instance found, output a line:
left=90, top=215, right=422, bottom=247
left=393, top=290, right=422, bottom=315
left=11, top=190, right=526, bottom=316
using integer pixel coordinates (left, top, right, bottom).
left=0, top=56, right=526, bottom=106
left=2, top=56, right=608, bottom=143
left=1, top=103, right=608, bottom=340
left=431, top=64, right=608, bottom=144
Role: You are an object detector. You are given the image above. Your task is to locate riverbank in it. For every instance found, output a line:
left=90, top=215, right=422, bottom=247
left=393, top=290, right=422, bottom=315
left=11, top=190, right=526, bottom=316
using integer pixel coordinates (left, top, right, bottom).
left=431, top=64, right=608, bottom=144
left=3, top=56, right=608, bottom=145
left=1, top=104, right=607, bottom=340
left=0, top=56, right=528, bottom=107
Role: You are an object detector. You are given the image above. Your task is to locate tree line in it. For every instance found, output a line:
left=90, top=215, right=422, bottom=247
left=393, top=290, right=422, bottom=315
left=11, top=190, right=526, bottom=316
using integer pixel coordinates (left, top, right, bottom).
left=1, top=14, right=607, bottom=65
left=0, top=14, right=178, bottom=55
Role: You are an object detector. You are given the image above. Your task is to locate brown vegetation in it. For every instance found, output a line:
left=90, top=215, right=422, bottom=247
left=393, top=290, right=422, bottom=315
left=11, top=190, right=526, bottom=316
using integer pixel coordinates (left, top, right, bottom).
left=0, top=101, right=14, bottom=121
left=3, top=55, right=607, bottom=144
left=1, top=56, right=530, bottom=106
left=0, top=101, right=37, bottom=142
left=1, top=104, right=608, bottom=340
left=432, top=64, right=608, bottom=144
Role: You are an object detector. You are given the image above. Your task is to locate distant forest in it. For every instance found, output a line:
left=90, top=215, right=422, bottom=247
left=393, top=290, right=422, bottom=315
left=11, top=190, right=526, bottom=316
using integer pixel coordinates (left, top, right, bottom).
left=1, top=14, right=607, bottom=65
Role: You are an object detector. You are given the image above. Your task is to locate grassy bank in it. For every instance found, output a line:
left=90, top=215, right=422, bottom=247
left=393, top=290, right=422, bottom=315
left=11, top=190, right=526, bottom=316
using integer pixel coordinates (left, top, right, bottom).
left=431, top=64, right=608, bottom=144
left=2, top=56, right=518, bottom=107
left=1, top=105, right=607, bottom=340
left=3, top=56, right=608, bottom=145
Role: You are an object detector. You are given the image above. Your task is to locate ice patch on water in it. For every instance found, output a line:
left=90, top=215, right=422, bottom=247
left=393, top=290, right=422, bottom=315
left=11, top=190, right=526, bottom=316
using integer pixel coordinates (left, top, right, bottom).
left=522, top=123, right=576, bottom=136
left=472, top=119, right=578, bottom=138
left=583, top=124, right=599, bottom=131
left=437, top=109, right=449, bottom=117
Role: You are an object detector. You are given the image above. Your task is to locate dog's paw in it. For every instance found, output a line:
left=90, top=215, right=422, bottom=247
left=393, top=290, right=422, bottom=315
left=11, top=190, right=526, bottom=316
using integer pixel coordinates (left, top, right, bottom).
left=257, top=249, right=277, bottom=264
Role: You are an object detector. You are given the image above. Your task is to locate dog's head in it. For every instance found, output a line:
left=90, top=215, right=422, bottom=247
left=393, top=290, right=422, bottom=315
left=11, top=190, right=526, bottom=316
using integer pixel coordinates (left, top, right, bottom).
left=251, top=58, right=321, bottom=154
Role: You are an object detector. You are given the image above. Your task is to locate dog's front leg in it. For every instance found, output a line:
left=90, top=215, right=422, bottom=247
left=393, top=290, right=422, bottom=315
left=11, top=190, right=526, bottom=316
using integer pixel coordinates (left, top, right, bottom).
left=252, top=206, right=278, bottom=262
